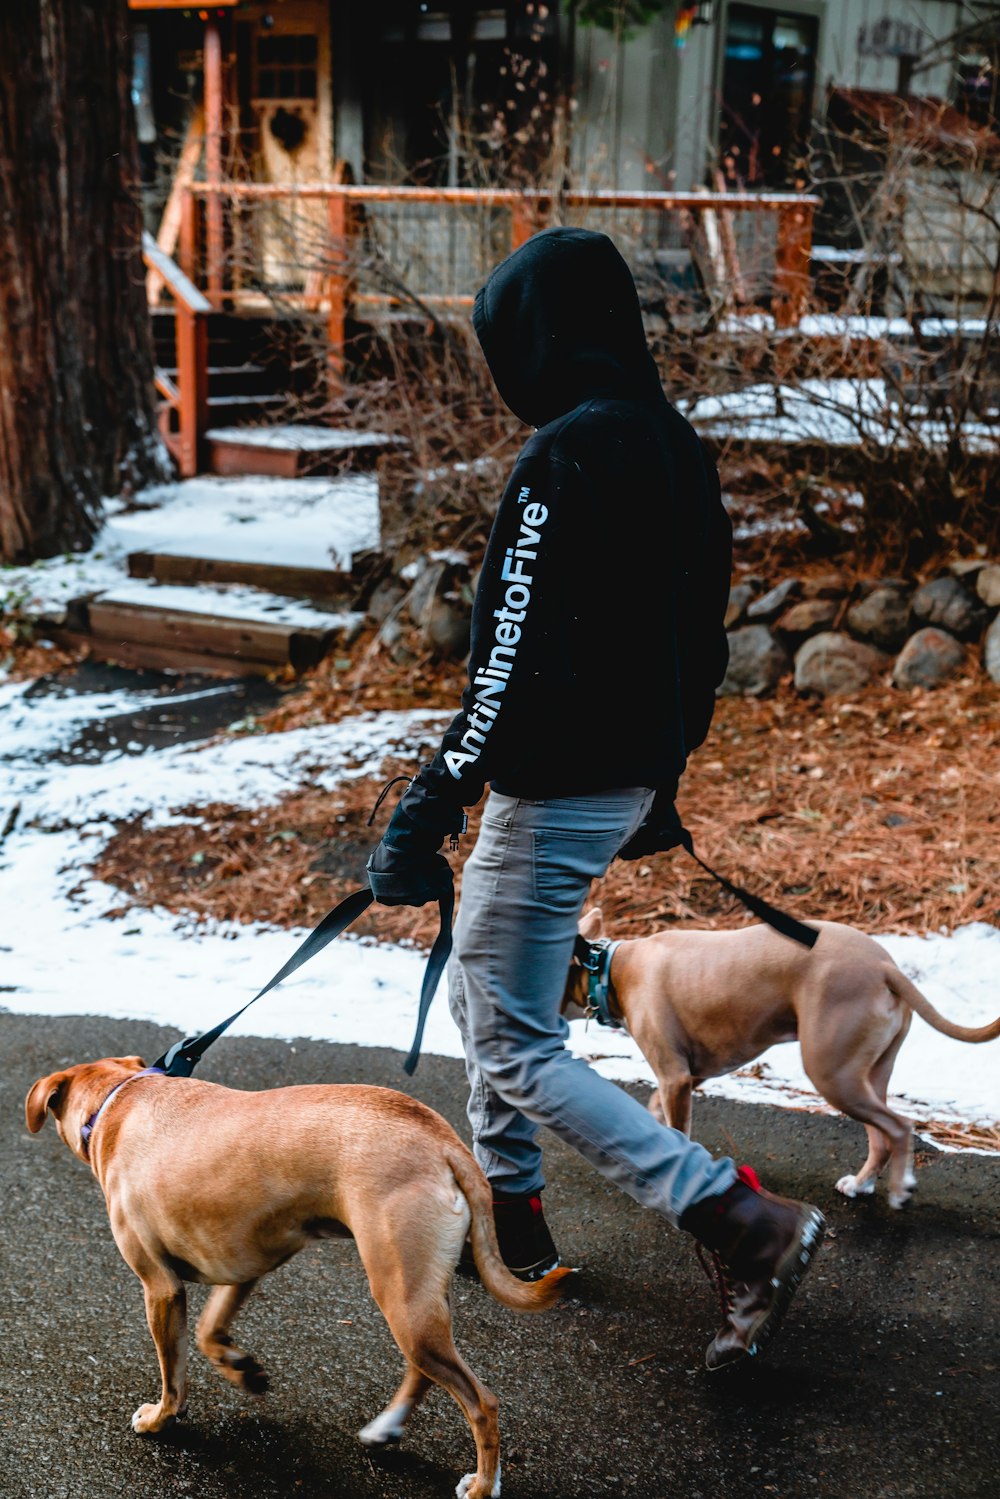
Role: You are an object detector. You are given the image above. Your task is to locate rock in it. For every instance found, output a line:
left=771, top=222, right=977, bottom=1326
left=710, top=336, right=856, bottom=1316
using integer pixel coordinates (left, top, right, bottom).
left=422, top=596, right=471, bottom=660
left=800, top=572, right=849, bottom=600
left=984, top=615, right=1000, bottom=683
left=718, top=625, right=790, bottom=696
left=845, top=586, right=913, bottom=652
left=774, top=599, right=839, bottom=645
left=794, top=632, right=888, bottom=696
left=853, top=577, right=909, bottom=599
left=406, top=558, right=448, bottom=625
left=379, top=615, right=404, bottom=649
left=367, top=575, right=407, bottom=625
left=911, top=576, right=987, bottom=641
left=892, top=628, right=965, bottom=689
left=948, top=557, right=989, bottom=578
left=746, top=577, right=801, bottom=622
left=975, top=563, right=1000, bottom=609
left=725, top=583, right=755, bottom=629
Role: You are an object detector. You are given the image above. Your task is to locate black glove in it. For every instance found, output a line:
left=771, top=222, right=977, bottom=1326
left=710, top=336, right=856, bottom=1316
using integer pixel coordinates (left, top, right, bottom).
left=366, top=804, right=455, bottom=907
left=617, top=792, right=686, bottom=861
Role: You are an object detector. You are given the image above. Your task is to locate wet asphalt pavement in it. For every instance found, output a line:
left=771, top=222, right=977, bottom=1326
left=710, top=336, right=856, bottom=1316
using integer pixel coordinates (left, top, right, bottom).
left=3, top=1010, right=998, bottom=1499
left=17, top=661, right=285, bottom=763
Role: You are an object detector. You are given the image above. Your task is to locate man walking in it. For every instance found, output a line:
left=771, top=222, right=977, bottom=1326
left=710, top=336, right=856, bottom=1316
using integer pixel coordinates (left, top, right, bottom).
left=368, top=227, right=823, bottom=1369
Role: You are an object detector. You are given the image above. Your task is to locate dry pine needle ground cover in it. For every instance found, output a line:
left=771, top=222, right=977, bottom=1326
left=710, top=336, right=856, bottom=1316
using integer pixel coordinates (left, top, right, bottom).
left=0, top=627, right=84, bottom=680
left=95, top=658, right=999, bottom=945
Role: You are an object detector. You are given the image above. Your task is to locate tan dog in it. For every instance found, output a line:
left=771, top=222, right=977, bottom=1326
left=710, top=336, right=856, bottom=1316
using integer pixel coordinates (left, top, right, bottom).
left=25, top=1057, right=570, bottom=1499
left=566, top=910, right=1000, bottom=1209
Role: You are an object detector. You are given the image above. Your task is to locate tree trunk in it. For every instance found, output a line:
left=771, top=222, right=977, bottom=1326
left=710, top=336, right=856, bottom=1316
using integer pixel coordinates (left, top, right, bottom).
left=0, top=0, right=167, bottom=564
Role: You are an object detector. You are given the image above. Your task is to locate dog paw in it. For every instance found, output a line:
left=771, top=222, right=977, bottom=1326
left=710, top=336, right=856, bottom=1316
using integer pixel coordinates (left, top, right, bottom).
left=206, top=1344, right=269, bottom=1396
left=888, top=1188, right=913, bottom=1210
left=131, top=1403, right=177, bottom=1435
left=835, top=1174, right=875, bottom=1199
left=358, top=1404, right=408, bottom=1447
left=229, top=1352, right=269, bottom=1396
left=455, top=1465, right=501, bottom=1499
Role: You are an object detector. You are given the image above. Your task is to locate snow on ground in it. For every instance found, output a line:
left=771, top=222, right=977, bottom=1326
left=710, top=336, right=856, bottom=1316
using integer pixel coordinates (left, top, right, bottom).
left=1, top=679, right=997, bottom=1151
left=682, top=379, right=999, bottom=451
left=578, top=924, right=1000, bottom=1150
left=0, top=473, right=380, bottom=624
left=94, top=579, right=360, bottom=632
left=205, top=424, right=406, bottom=453
left=720, top=309, right=997, bottom=339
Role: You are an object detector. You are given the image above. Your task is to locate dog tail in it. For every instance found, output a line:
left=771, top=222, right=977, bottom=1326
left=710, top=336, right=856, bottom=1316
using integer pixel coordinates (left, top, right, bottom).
left=446, top=1147, right=572, bottom=1313
left=886, top=967, right=1000, bottom=1043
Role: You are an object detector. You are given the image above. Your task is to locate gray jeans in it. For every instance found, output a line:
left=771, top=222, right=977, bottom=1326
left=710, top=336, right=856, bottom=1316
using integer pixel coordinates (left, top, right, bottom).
left=448, top=788, right=737, bottom=1226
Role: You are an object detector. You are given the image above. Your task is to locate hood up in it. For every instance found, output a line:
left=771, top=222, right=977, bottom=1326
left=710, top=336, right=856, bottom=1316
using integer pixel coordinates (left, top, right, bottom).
left=472, top=226, right=663, bottom=427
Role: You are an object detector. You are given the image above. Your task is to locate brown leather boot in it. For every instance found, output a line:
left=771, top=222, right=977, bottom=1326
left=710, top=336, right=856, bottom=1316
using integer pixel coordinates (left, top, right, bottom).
left=679, top=1166, right=825, bottom=1370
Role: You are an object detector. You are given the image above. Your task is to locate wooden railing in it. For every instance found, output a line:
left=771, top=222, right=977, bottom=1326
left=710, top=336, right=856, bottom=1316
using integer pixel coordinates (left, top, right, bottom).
left=142, top=230, right=210, bottom=478
left=185, top=178, right=819, bottom=325
left=147, top=181, right=818, bottom=474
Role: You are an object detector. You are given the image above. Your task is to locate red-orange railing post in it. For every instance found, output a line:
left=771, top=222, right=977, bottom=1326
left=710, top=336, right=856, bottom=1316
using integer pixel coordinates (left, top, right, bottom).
left=175, top=302, right=209, bottom=477
left=203, top=18, right=225, bottom=305
left=773, top=200, right=814, bottom=330
left=178, top=187, right=198, bottom=284
left=326, top=163, right=356, bottom=390
left=511, top=199, right=534, bottom=249
left=143, top=230, right=210, bottom=478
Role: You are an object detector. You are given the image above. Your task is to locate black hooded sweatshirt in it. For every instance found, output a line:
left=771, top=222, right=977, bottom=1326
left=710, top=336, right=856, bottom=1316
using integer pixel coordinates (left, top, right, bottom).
left=399, top=226, right=732, bottom=832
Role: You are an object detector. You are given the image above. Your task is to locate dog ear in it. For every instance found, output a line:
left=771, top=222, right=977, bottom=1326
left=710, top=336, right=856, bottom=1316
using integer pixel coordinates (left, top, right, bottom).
left=578, top=907, right=604, bottom=939
left=25, top=1071, right=70, bottom=1134
left=111, top=1056, right=146, bottom=1071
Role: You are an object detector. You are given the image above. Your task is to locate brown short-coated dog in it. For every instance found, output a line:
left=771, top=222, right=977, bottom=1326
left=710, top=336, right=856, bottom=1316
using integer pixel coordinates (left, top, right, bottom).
left=566, top=910, right=1000, bottom=1209
left=26, top=1057, right=570, bottom=1498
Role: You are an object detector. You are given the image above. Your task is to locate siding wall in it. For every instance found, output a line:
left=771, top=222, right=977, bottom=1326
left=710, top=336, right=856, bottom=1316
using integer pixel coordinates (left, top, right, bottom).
left=569, top=0, right=967, bottom=190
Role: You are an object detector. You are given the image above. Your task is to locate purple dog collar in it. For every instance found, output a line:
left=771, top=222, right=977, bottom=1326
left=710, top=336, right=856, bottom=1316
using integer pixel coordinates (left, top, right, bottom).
left=80, top=1067, right=164, bottom=1157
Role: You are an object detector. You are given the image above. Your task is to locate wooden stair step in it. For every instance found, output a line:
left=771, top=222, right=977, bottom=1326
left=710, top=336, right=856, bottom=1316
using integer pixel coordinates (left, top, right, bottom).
left=127, top=549, right=353, bottom=600
left=162, top=364, right=269, bottom=376
left=161, top=363, right=278, bottom=394
left=207, top=423, right=406, bottom=478
left=207, top=393, right=285, bottom=407
left=84, top=580, right=364, bottom=677
left=113, top=473, right=381, bottom=577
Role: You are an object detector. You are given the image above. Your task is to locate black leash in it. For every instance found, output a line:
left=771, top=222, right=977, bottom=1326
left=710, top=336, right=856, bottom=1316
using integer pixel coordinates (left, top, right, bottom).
left=573, top=832, right=816, bottom=1023
left=154, top=800, right=813, bottom=1082
left=676, top=827, right=817, bottom=948
left=153, top=882, right=454, bottom=1078
left=402, top=882, right=454, bottom=1075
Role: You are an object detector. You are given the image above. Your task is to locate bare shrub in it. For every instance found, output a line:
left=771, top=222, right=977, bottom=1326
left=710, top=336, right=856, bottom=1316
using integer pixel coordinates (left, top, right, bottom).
left=190, top=89, right=1000, bottom=572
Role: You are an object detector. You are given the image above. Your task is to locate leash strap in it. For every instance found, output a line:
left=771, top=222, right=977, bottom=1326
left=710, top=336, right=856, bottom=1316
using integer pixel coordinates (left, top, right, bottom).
left=677, top=828, right=817, bottom=948
left=153, top=885, right=376, bottom=1076
left=153, top=883, right=455, bottom=1079
left=402, top=885, right=455, bottom=1076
